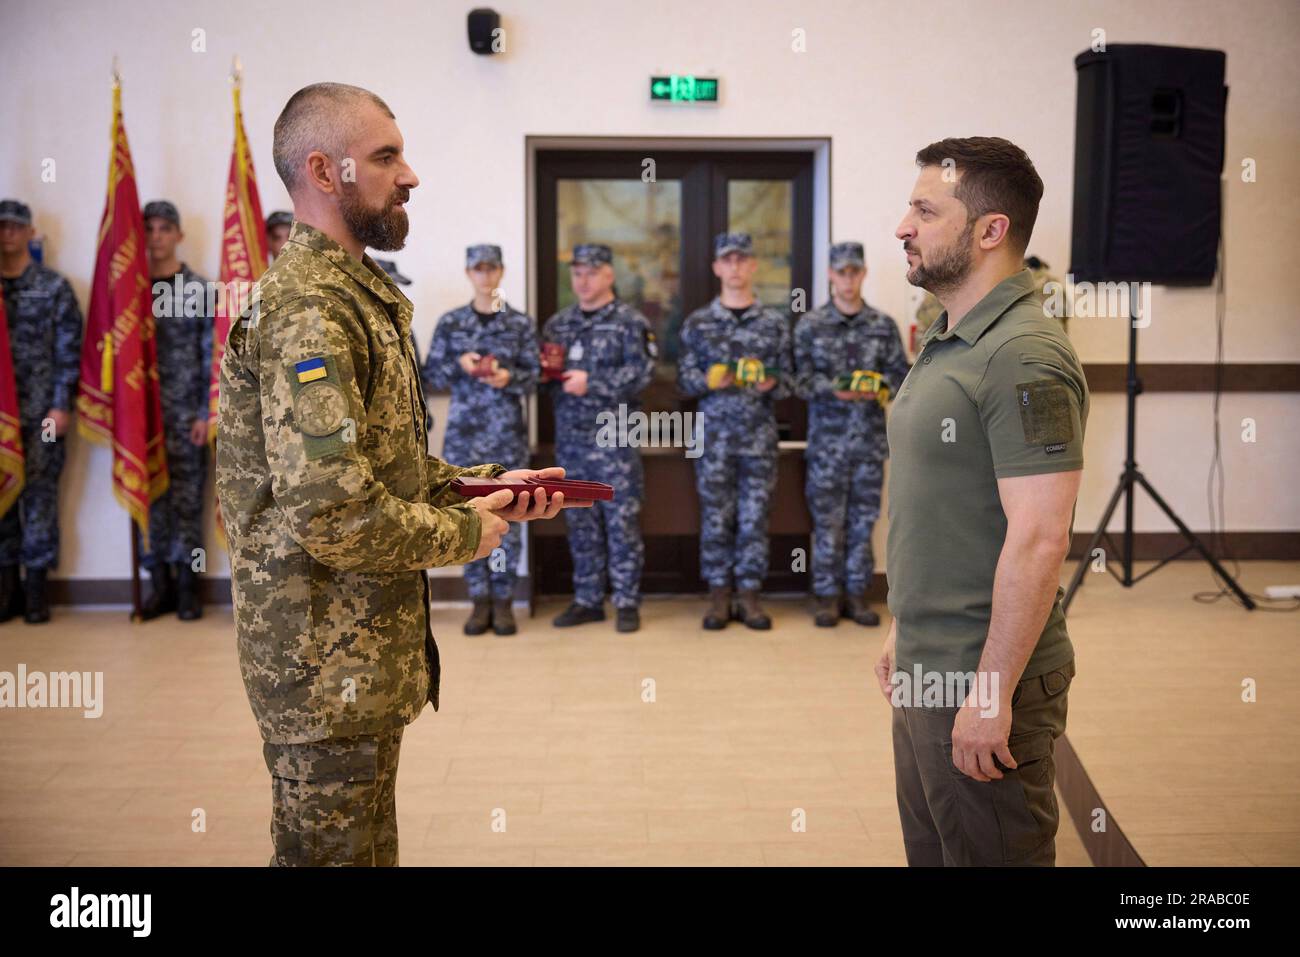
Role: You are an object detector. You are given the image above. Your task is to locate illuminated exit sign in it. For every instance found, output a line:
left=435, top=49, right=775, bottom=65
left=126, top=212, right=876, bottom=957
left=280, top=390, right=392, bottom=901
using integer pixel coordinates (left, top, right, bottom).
left=650, top=75, right=719, bottom=102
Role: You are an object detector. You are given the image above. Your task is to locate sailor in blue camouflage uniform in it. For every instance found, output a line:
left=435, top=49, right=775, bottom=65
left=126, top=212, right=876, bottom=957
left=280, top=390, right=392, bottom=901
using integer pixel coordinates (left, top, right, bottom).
left=140, top=200, right=214, bottom=622
left=374, top=255, right=431, bottom=436
left=266, top=210, right=294, bottom=261
left=794, top=241, right=911, bottom=628
left=423, top=244, right=538, bottom=636
left=677, top=232, right=793, bottom=631
left=542, top=243, right=656, bottom=634
left=0, top=199, right=84, bottom=625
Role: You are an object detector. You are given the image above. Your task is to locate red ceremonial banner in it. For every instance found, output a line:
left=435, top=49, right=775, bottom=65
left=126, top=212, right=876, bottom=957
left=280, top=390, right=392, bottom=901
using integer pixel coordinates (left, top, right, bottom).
left=76, top=80, right=168, bottom=547
left=0, top=295, right=23, bottom=518
left=208, top=80, right=267, bottom=438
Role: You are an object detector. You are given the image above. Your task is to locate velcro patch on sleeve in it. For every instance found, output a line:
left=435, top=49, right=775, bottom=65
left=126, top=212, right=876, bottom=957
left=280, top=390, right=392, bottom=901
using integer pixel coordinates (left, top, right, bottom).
left=1015, top=378, right=1074, bottom=447
left=287, top=354, right=351, bottom=460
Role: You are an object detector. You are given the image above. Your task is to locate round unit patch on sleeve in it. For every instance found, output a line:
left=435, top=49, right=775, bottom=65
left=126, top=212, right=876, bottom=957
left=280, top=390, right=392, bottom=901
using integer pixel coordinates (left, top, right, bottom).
left=295, top=380, right=349, bottom=436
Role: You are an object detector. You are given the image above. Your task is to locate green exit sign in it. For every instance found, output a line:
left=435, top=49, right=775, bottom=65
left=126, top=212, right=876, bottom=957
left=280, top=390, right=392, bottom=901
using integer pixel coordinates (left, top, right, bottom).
left=650, top=75, right=719, bottom=103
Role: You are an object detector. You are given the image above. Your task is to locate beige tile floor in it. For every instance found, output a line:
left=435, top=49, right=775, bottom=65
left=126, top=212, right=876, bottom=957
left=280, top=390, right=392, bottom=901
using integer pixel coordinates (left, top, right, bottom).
left=1060, top=559, right=1300, bottom=866
left=2, top=560, right=1292, bottom=867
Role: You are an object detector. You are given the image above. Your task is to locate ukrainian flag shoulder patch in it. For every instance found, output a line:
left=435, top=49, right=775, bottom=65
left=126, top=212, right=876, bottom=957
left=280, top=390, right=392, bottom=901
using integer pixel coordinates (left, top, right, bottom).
left=295, top=357, right=328, bottom=383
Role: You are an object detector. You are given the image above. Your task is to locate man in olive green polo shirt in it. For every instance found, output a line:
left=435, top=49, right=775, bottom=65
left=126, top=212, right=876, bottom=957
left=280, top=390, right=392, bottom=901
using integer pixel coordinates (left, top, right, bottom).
left=874, top=137, right=1088, bottom=866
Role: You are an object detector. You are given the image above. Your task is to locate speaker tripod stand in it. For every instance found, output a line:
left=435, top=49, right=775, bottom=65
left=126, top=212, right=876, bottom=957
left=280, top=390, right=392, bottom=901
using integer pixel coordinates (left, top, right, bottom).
left=1061, top=287, right=1254, bottom=613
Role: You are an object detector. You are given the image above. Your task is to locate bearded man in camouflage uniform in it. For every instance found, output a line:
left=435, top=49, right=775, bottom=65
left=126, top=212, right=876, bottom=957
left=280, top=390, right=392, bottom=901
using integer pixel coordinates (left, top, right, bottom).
left=217, top=83, right=582, bottom=866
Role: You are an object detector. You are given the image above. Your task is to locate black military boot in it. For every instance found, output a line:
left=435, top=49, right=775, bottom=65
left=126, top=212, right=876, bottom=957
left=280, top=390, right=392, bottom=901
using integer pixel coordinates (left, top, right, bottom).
left=492, top=598, right=517, bottom=636
left=463, top=597, right=492, bottom=635
left=702, top=586, right=731, bottom=630
left=552, top=602, right=605, bottom=627
left=813, top=593, right=840, bottom=628
left=23, top=567, right=50, bottom=624
left=176, top=563, right=203, bottom=621
left=0, top=565, right=23, bottom=623
left=733, top=589, right=772, bottom=630
left=615, top=606, right=640, bottom=634
left=844, top=593, right=880, bottom=626
left=139, top=563, right=176, bottom=621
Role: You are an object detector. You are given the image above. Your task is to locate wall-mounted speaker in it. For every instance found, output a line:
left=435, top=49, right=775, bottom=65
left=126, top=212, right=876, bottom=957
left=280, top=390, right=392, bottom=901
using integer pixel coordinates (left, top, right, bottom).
left=468, top=8, right=501, bottom=56
left=1070, top=43, right=1227, bottom=285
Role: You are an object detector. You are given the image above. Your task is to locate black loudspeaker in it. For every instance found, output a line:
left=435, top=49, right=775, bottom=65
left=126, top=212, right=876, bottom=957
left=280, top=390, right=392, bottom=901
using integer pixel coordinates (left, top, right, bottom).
left=1070, top=43, right=1227, bottom=285
left=467, top=8, right=501, bottom=55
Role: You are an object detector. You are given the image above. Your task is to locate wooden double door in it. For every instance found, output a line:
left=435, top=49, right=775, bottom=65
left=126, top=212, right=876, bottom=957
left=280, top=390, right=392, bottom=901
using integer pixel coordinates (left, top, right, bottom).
left=530, top=148, right=817, bottom=596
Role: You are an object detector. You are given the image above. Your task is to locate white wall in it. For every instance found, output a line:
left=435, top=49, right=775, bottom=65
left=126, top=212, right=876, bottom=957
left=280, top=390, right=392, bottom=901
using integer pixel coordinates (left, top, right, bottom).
left=2, top=0, right=1297, bottom=581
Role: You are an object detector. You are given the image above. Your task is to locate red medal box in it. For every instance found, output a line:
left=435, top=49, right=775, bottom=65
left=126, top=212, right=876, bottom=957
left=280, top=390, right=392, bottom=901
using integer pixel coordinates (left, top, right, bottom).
left=451, top=476, right=614, bottom=502
left=469, top=354, right=500, bottom=378
left=540, top=342, right=566, bottom=381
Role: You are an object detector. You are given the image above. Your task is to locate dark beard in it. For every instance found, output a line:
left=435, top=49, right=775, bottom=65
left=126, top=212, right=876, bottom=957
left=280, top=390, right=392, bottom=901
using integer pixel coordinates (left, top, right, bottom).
left=906, top=219, right=975, bottom=297
left=339, top=185, right=410, bottom=251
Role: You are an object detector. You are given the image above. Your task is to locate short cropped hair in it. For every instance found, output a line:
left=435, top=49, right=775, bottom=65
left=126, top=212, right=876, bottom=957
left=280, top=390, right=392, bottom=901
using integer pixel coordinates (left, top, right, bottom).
left=272, top=83, right=395, bottom=194
left=915, top=137, right=1044, bottom=254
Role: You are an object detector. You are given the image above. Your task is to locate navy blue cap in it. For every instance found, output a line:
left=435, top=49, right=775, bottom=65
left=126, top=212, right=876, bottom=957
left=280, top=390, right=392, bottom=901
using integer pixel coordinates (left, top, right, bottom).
left=466, top=244, right=503, bottom=268
left=570, top=243, right=613, bottom=266
left=829, top=241, right=865, bottom=269
left=142, top=200, right=181, bottom=227
left=713, top=231, right=754, bottom=258
left=0, top=199, right=33, bottom=226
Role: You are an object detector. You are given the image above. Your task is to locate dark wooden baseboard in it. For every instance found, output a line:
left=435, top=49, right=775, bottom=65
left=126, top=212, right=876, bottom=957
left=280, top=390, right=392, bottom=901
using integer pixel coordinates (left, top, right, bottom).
left=1082, top=362, right=1300, bottom=392
left=1056, top=734, right=1146, bottom=867
left=43, top=578, right=236, bottom=605
left=42, top=575, right=530, bottom=606
left=1066, top=530, right=1299, bottom=561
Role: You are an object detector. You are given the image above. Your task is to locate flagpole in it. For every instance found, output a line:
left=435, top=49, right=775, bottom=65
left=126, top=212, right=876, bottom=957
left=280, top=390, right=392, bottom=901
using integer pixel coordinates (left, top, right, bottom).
left=115, top=56, right=140, bottom=622
left=129, top=520, right=141, bottom=620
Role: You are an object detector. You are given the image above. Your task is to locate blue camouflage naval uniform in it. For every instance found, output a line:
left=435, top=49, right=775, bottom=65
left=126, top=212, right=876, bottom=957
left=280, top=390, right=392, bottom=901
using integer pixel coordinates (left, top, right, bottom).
left=145, top=264, right=214, bottom=568
left=794, top=300, right=910, bottom=597
left=677, top=297, right=793, bottom=591
left=0, top=262, right=83, bottom=570
left=542, top=298, right=655, bottom=609
left=422, top=301, right=538, bottom=599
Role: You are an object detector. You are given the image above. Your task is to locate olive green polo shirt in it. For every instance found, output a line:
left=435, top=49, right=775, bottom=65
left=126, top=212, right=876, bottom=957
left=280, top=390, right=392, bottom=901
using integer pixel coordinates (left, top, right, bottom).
left=885, top=269, right=1087, bottom=683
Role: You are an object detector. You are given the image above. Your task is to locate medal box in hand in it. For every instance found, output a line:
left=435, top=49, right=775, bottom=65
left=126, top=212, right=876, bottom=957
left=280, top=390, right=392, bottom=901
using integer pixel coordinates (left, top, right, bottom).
left=540, top=342, right=566, bottom=382
left=832, top=369, right=890, bottom=402
left=707, top=358, right=779, bottom=389
left=469, top=354, right=501, bottom=378
left=451, top=476, right=615, bottom=502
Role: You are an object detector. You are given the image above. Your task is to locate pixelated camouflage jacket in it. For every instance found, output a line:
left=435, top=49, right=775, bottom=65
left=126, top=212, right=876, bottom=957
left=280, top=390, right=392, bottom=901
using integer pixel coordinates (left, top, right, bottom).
left=217, top=221, right=504, bottom=744
left=1, top=260, right=83, bottom=425
left=422, top=301, right=539, bottom=463
left=793, top=300, right=911, bottom=460
left=541, top=298, right=656, bottom=449
left=151, top=263, right=215, bottom=426
left=677, top=297, right=793, bottom=454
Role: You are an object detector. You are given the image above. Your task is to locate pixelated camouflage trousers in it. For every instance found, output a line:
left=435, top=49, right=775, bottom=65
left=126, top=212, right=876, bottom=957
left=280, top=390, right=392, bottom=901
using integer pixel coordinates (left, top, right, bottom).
left=805, top=450, right=883, bottom=596
left=262, top=728, right=404, bottom=866
left=463, top=519, right=523, bottom=599
left=693, top=445, right=777, bottom=592
left=141, top=424, right=208, bottom=568
left=0, top=428, right=65, bottom=569
left=446, top=435, right=528, bottom=600
left=555, top=445, right=644, bottom=609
